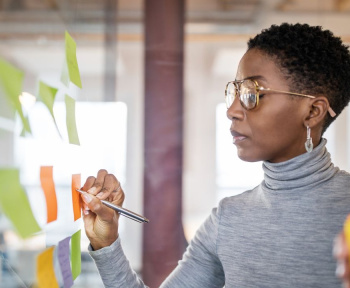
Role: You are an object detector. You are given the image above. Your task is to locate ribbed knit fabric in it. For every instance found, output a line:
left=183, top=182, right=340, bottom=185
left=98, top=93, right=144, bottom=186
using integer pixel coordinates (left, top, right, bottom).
left=90, top=139, right=350, bottom=287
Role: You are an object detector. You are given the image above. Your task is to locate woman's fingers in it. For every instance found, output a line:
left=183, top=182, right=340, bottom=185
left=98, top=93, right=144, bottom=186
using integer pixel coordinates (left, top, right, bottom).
left=81, top=169, right=121, bottom=201
left=96, top=173, right=119, bottom=200
left=110, top=186, right=125, bottom=206
left=82, top=175, right=97, bottom=192
left=81, top=192, right=119, bottom=250
left=81, top=192, right=115, bottom=222
left=87, top=169, right=108, bottom=196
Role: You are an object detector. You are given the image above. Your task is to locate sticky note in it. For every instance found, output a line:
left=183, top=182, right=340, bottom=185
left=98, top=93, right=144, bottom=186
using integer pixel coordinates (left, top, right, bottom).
left=0, top=58, right=31, bottom=134
left=38, top=81, right=58, bottom=117
left=61, top=57, right=69, bottom=87
left=0, top=169, right=41, bottom=238
left=61, top=31, right=82, bottom=88
left=71, top=229, right=81, bottom=280
left=58, top=236, right=74, bottom=288
left=344, top=216, right=350, bottom=259
left=36, top=246, right=59, bottom=288
left=72, top=174, right=82, bottom=221
left=38, top=81, right=61, bottom=137
left=65, top=95, right=80, bottom=145
left=40, top=166, right=58, bottom=223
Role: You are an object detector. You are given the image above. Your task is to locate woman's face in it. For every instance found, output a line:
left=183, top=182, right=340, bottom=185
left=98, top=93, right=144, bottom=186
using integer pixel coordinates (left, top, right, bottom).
left=227, top=48, right=311, bottom=163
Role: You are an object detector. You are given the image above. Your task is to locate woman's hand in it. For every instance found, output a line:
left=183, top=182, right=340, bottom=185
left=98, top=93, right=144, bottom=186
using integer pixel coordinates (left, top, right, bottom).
left=80, top=169, right=125, bottom=250
left=334, top=232, right=350, bottom=287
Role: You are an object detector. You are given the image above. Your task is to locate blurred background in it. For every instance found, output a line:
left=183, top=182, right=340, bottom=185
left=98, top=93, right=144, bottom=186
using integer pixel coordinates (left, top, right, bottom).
left=0, top=0, right=350, bottom=287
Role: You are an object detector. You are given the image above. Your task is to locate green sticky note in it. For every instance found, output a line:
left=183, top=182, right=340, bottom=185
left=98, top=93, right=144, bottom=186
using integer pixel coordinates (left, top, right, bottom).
left=70, top=229, right=81, bottom=280
left=38, top=81, right=58, bottom=117
left=0, top=169, right=41, bottom=238
left=38, top=81, right=61, bottom=137
left=0, top=58, right=23, bottom=109
left=0, top=58, right=31, bottom=134
left=65, top=95, right=80, bottom=145
left=62, top=31, right=82, bottom=88
left=18, top=108, right=31, bottom=136
left=0, top=88, right=15, bottom=121
left=60, top=59, right=69, bottom=88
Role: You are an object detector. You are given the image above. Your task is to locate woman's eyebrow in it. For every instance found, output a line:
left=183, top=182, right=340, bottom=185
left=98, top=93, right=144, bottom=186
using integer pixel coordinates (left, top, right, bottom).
left=245, top=75, right=266, bottom=81
left=235, top=75, right=267, bottom=81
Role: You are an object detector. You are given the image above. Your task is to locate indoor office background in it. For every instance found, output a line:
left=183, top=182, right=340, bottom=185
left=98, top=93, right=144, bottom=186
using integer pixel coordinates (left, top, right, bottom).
left=0, top=0, right=350, bottom=287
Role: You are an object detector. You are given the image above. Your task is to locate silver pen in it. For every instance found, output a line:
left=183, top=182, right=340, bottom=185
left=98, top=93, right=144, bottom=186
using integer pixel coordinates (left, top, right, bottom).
left=76, top=189, right=149, bottom=223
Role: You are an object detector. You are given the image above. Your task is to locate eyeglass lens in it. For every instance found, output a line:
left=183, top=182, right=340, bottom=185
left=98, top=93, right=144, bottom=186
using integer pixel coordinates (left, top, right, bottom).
left=225, top=79, right=258, bottom=110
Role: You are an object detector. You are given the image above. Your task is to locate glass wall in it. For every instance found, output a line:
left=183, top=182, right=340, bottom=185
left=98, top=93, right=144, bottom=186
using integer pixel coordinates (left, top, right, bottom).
left=0, top=1, right=143, bottom=287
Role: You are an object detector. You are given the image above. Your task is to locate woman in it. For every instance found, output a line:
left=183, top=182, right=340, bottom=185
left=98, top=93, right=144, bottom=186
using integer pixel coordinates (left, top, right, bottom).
left=80, top=23, right=350, bottom=287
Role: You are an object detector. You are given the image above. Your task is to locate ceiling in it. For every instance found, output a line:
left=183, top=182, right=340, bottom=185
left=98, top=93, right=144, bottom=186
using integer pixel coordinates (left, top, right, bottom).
left=0, top=0, right=350, bottom=40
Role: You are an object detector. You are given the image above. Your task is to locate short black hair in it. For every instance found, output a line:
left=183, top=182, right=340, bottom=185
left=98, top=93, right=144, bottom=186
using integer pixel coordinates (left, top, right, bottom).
left=247, top=23, right=350, bottom=133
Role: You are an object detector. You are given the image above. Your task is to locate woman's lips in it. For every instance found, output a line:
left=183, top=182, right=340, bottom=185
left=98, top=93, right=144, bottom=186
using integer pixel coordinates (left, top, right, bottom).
left=230, top=130, right=247, bottom=144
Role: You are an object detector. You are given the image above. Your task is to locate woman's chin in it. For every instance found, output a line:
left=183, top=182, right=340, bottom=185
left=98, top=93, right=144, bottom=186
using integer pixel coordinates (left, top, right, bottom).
left=236, top=150, right=261, bottom=163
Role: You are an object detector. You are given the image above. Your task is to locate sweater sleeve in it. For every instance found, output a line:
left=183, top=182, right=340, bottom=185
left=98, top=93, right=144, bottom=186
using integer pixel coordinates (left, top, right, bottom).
left=160, top=207, right=225, bottom=288
left=89, top=207, right=224, bottom=288
left=88, top=237, right=148, bottom=288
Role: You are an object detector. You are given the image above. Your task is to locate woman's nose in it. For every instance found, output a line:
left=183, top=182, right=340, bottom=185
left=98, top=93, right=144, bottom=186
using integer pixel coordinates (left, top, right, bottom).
left=226, top=96, right=244, bottom=120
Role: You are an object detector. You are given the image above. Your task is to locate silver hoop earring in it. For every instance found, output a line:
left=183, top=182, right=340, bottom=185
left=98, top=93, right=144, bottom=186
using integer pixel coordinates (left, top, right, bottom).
left=305, top=125, right=313, bottom=152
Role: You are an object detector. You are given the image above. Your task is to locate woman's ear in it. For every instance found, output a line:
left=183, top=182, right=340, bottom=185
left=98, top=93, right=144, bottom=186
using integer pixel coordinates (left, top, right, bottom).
left=305, top=96, right=329, bottom=128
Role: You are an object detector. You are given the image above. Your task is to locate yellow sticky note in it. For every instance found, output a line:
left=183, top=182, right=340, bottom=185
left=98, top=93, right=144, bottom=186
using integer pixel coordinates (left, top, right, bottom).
left=65, top=95, right=80, bottom=145
left=36, top=246, right=59, bottom=288
left=344, top=216, right=350, bottom=253
left=61, top=31, right=82, bottom=88
left=71, top=229, right=81, bottom=280
left=0, top=58, right=31, bottom=134
left=0, top=168, right=41, bottom=238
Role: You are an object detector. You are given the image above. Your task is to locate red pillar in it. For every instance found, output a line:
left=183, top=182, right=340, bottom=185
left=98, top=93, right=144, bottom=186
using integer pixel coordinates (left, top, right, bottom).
left=142, top=0, right=187, bottom=287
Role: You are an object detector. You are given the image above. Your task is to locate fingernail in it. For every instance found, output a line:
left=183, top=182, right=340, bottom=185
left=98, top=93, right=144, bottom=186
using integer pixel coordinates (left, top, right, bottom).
left=87, top=187, right=96, bottom=194
left=96, top=192, right=104, bottom=199
left=336, top=260, right=345, bottom=277
left=82, top=193, right=92, bottom=203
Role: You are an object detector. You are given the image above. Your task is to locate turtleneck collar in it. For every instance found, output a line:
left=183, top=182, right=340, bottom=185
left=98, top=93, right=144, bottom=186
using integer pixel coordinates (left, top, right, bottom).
left=262, top=138, right=338, bottom=191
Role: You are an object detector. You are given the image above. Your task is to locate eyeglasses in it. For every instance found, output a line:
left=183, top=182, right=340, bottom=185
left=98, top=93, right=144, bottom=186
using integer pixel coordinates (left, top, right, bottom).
left=225, top=79, right=336, bottom=117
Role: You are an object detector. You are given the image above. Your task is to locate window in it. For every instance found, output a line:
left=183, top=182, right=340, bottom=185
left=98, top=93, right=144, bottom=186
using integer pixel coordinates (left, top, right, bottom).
left=13, top=101, right=127, bottom=246
left=216, top=103, right=263, bottom=201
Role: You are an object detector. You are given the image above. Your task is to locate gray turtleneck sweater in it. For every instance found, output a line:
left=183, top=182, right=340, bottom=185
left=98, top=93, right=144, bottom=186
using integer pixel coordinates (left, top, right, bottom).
left=89, top=139, right=350, bottom=287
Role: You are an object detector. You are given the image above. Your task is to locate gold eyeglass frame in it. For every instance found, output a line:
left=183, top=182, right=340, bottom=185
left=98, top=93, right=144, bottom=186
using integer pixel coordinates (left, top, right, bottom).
left=225, top=79, right=336, bottom=117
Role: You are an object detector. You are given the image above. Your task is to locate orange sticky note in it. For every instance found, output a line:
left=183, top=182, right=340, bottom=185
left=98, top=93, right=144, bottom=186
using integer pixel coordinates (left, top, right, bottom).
left=72, top=174, right=81, bottom=221
left=36, top=246, right=59, bottom=288
left=40, top=166, right=58, bottom=223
